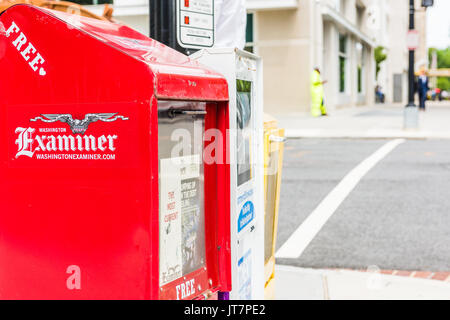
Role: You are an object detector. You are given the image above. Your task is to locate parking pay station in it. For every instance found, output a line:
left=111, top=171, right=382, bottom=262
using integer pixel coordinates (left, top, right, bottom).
left=0, top=5, right=231, bottom=300
left=192, top=48, right=265, bottom=300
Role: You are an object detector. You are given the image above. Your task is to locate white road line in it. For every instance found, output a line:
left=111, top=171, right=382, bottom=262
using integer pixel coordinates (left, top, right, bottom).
left=275, top=139, right=406, bottom=259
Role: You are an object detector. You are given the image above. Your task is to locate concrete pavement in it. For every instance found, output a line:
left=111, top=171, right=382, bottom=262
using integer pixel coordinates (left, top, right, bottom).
left=273, top=102, right=450, bottom=139
left=272, top=104, right=450, bottom=299
left=275, top=265, right=450, bottom=300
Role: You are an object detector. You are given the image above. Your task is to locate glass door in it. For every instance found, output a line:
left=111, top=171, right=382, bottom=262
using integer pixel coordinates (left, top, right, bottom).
left=158, top=101, right=207, bottom=296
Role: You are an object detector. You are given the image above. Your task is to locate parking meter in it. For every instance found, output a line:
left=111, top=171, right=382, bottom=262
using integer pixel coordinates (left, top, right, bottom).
left=0, top=4, right=231, bottom=300
left=191, top=48, right=264, bottom=300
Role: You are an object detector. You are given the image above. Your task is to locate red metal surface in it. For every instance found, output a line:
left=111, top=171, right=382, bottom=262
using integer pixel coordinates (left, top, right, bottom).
left=46, top=8, right=229, bottom=102
left=0, top=4, right=230, bottom=299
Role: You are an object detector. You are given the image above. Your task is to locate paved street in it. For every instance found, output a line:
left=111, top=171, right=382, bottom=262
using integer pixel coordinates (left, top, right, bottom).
left=276, top=138, right=450, bottom=272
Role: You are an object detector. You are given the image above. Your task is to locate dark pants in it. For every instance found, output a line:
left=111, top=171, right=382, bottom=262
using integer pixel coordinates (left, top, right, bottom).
left=419, top=93, right=426, bottom=110
left=321, top=99, right=327, bottom=115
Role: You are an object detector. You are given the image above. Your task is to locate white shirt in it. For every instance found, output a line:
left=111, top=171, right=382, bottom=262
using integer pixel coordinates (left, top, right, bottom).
left=214, top=0, right=247, bottom=49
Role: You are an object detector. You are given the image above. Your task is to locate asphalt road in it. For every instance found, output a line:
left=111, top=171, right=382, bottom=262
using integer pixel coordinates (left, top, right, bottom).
left=276, top=138, right=450, bottom=272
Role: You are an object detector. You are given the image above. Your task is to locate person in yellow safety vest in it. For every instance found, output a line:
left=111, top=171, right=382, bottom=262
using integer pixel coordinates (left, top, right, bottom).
left=310, top=67, right=328, bottom=117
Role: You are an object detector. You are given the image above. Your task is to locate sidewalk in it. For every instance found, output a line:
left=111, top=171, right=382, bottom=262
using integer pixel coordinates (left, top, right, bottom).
left=273, top=102, right=450, bottom=139
left=275, top=265, right=450, bottom=300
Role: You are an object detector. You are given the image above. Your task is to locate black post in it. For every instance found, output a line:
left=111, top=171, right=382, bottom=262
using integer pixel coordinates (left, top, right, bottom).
left=149, top=0, right=192, bottom=55
left=404, top=0, right=419, bottom=129
left=407, top=0, right=416, bottom=108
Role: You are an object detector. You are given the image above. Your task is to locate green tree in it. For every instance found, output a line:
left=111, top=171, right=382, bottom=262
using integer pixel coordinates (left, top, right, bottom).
left=374, top=46, right=387, bottom=81
left=428, top=47, right=450, bottom=91
left=437, top=78, right=450, bottom=91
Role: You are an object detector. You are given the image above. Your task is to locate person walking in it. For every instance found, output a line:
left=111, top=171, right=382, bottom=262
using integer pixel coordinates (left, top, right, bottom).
left=417, top=69, right=429, bottom=111
left=310, top=67, right=328, bottom=117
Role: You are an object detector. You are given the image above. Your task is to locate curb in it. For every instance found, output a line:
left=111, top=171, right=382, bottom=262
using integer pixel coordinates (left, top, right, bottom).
left=285, top=130, right=450, bottom=140
left=275, top=265, right=450, bottom=300
left=329, top=268, right=450, bottom=282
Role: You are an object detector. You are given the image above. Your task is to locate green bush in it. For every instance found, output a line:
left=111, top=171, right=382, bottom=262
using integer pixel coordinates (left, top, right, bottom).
left=429, top=47, right=450, bottom=91
left=374, top=46, right=387, bottom=80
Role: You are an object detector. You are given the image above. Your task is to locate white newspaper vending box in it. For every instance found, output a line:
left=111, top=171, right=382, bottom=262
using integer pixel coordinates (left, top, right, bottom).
left=191, top=48, right=264, bottom=300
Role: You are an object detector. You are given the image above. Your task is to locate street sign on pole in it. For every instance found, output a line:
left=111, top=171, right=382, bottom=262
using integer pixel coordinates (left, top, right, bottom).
left=404, top=0, right=419, bottom=130
left=406, top=30, right=420, bottom=51
left=176, top=0, right=214, bottom=49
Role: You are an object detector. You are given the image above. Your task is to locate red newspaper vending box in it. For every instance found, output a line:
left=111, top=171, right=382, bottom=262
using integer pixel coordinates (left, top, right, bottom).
left=0, top=4, right=231, bottom=300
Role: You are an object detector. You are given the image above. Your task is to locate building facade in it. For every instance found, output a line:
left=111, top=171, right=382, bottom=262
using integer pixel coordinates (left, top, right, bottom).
left=247, top=0, right=378, bottom=113
left=79, top=0, right=426, bottom=113
left=377, top=0, right=428, bottom=105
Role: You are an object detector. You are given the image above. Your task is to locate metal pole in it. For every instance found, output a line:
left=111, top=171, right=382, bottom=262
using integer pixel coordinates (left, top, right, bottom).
left=404, top=0, right=419, bottom=129
left=149, top=0, right=158, bottom=40
left=149, top=0, right=175, bottom=47
left=407, top=0, right=416, bottom=107
left=149, top=0, right=190, bottom=55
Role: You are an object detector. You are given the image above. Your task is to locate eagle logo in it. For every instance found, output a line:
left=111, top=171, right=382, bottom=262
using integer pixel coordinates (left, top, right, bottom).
left=30, top=113, right=129, bottom=135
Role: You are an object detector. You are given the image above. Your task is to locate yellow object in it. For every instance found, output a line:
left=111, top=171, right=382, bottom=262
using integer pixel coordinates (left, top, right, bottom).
left=310, top=70, right=327, bottom=117
left=428, top=68, right=450, bottom=77
left=0, top=0, right=114, bottom=21
left=263, top=114, right=285, bottom=300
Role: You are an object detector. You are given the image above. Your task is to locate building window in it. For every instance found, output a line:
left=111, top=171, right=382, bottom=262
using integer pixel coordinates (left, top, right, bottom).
left=356, top=42, right=365, bottom=94
left=356, top=6, right=365, bottom=29
left=339, top=0, right=347, bottom=15
left=339, top=34, right=348, bottom=93
left=245, top=13, right=254, bottom=53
